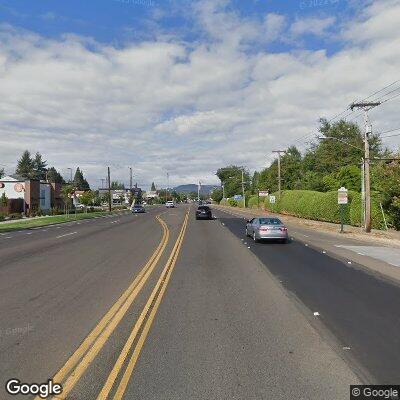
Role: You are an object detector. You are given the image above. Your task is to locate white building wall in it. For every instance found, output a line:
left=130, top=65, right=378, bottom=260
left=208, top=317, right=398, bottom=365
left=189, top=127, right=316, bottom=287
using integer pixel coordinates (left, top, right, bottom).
left=0, top=178, right=25, bottom=200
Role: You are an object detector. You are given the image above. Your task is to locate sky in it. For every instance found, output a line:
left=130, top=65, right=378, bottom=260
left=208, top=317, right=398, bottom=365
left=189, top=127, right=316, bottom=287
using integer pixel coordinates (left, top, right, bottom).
left=0, top=0, right=399, bottom=189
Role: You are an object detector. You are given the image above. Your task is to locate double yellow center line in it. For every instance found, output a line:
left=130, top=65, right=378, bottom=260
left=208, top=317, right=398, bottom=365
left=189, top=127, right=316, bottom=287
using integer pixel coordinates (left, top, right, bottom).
left=38, top=209, right=189, bottom=400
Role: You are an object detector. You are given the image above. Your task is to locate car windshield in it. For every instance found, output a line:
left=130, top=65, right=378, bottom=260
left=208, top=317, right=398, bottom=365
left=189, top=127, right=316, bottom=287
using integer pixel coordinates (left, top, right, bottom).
left=259, top=218, right=282, bottom=225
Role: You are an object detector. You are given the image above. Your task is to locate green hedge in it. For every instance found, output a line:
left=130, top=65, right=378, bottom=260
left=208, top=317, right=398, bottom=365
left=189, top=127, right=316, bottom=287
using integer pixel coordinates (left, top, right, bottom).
left=248, top=195, right=259, bottom=209
left=263, top=190, right=386, bottom=229
left=349, top=192, right=387, bottom=230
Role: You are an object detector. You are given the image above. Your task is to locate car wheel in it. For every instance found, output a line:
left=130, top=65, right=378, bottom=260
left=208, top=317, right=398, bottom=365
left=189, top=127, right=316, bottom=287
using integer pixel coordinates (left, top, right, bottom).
left=253, top=232, right=258, bottom=243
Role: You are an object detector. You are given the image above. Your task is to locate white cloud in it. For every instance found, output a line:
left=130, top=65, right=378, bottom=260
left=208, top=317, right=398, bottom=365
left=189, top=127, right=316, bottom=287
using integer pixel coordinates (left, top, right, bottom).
left=289, top=16, right=336, bottom=37
left=0, top=0, right=399, bottom=189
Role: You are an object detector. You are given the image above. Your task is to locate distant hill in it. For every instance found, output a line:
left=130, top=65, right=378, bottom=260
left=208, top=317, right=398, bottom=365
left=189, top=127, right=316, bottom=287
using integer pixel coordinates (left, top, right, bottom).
left=173, top=184, right=218, bottom=195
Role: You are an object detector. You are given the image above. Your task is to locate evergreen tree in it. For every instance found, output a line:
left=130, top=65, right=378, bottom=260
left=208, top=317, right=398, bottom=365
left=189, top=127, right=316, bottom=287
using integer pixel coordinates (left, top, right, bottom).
left=16, top=150, right=34, bottom=179
left=32, top=152, right=47, bottom=180
left=47, top=167, right=66, bottom=184
left=73, top=167, right=90, bottom=190
left=151, top=182, right=156, bottom=191
left=0, top=168, right=4, bottom=178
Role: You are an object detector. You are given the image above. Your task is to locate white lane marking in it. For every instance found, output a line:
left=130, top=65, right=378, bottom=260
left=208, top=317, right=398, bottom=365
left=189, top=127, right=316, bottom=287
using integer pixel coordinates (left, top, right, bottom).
left=322, top=250, right=327, bottom=254
left=4, top=236, right=12, bottom=239
left=343, top=347, right=351, bottom=350
left=305, top=244, right=309, bottom=247
left=56, top=232, right=77, bottom=239
left=26, top=233, right=32, bottom=235
left=313, top=312, right=320, bottom=316
left=347, top=261, right=352, bottom=264
left=302, top=234, right=310, bottom=238
left=247, top=246, right=251, bottom=249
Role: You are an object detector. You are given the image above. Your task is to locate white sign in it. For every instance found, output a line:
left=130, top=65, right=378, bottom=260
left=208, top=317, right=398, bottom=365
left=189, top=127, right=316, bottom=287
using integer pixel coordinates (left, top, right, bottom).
left=338, top=187, right=348, bottom=205
left=259, top=191, right=269, bottom=197
left=269, top=195, right=276, bottom=204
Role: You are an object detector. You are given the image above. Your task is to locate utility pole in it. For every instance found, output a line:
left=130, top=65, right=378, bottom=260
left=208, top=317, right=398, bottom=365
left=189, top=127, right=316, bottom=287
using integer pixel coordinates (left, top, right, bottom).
left=198, top=180, right=201, bottom=202
left=272, top=150, right=286, bottom=198
left=350, top=101, right=381, bottom=232
left=167, top=172, right=169, bottom=202
left=241, top=169, right=245, bottom=208
left=129, top=167, right=132, bottom=192
left=107, top=167, right=112, bottom=213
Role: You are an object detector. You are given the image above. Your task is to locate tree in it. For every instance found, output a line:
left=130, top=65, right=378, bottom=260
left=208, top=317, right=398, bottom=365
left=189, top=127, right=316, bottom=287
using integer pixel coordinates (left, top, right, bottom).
left=32, top=152, right=47, bottom=180
left=1, top=192, right=8, bottom=207
left=211, top=188, right=223, bottom=203
left=0, top=168, right=4, bottom=178
left=111, top=181, right=125, bottom=189
left=16, top=150, right=34, bottom=179
left=73, top=167, right=90, bottom=191
left=80, top=191, right=94, bottom=207
left=151, top=182, right=156, bottom=191
left=46, top=167, right=65, bottom=184
left=61, top=185, right=74, bottom=207
left=216, top=166, right=250, bottom=198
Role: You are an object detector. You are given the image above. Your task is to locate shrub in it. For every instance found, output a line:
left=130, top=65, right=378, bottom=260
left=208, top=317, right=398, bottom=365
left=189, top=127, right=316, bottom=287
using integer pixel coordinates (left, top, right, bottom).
left=263, top=189, right=387, bottom=229
left=228, top=198, right=238, bottom=207
left=0, top=213, right=5, bottom=221
left=248, top=195, right=259, bottom=209
left=219, top=199, right=228, bottom=206
left=9, top=213, right=22, bottom=220
left=350, top=192, right=387, bottom=230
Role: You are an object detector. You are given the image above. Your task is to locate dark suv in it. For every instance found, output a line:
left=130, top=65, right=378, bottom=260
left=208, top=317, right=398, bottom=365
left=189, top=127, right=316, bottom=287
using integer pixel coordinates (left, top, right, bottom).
left=195, top=205, right=212, bottom=220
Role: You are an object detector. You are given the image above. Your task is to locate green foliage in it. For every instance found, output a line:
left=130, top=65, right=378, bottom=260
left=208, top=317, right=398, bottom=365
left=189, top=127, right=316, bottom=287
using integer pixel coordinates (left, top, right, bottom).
left=0, top=168, right=4, bottom=178
left=350, top=193, right=387, bottom=230
left=151, top=182, right=156, bottom=191
left=73, top=167, right=90, bottom=191
left=211, top=188, right=223, bottom=203
left=1, top=192, right=8, bottom=207
left=0, top=213, right=5, bottom=221
left=111, top=181, right=125, bottom=189
left=16, top=150, right=35, bottom=179
left=79, top=191, right=94, bottom=206
left=32, top=152, right=47, bottom=180
left=227, top=198, right=238, bottom=207
left=248, top=195, right=259, bottom=209
left=47, top=167, right=65, bottom=184
left=216, top=166, right=250, bottom=198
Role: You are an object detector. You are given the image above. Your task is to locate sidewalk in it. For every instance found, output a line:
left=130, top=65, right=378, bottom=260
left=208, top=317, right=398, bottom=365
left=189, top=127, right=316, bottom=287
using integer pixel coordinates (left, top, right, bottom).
left=214, top=205, right=400, bottom=285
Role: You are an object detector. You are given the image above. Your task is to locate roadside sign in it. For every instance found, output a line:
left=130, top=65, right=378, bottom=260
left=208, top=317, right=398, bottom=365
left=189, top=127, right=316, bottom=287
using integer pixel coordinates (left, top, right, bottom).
left=269, top=195, right=276, bottom=204
left=233, top=195, right=243, bottom=201
left=338, top=187, right=348, bottom=205
left=259, top=191, right=269, bottom=197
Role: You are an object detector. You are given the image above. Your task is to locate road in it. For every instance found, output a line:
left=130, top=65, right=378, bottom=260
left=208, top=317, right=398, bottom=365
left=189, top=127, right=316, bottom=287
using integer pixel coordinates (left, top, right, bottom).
left=1, top=204, right=399, bottom=399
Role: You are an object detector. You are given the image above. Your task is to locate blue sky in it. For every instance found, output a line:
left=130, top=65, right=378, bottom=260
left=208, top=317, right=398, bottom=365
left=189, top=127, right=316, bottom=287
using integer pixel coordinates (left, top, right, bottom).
left=0, top=0, right=355, bottom=53
left=0, top=0, right=399, bottom=188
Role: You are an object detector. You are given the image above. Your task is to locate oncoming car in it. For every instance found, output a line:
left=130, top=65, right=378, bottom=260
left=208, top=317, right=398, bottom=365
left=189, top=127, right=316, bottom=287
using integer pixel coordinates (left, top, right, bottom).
left=165, top=201, right=175, bottom=208
left=245, top=217, right=289, bottom=243
left=131, top=204, right=146, bottom=213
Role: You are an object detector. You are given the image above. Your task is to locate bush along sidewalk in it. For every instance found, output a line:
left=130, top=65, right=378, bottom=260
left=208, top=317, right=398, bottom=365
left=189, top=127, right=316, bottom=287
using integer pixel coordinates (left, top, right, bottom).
left=261, top=190, right=387, bottom=230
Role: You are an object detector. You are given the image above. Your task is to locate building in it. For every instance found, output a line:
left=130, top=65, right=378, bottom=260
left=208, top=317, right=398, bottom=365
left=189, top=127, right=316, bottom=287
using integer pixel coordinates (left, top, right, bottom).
left=0, top=175, right=63, bottom=214
left=98, top=184, right=143, bottom=205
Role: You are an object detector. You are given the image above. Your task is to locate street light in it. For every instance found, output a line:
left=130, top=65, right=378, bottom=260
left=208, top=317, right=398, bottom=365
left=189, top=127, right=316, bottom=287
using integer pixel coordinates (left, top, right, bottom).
left=67, top=168, right=73, bottom=183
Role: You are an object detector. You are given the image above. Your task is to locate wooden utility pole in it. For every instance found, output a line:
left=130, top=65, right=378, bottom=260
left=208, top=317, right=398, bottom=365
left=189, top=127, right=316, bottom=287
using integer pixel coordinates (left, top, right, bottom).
left=272, top=150, right=286, bottom=198
left=350, top=102, right=381, bottom=232
left=107, top=167, right=112, bottom=213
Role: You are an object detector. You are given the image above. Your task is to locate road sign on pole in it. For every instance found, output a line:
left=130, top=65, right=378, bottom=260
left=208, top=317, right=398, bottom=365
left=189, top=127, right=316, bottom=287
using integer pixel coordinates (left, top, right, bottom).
left=259, top=191, right=269, bottom=197
left=338, top=187, right=348, bottom=233
left=269, top=195, right=276, bottom=204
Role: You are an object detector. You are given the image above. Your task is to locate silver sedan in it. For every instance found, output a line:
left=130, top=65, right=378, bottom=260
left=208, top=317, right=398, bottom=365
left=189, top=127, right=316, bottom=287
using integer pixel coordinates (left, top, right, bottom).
left=245, top=217, right=289, bottom=243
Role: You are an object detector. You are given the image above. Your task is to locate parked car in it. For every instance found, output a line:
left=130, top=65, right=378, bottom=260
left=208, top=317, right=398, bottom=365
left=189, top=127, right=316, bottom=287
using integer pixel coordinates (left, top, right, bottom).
left=131, top=204, right=146, bottom=213
left=165, top=201, right=175, bottom=208
left=195, top=205, right=212, bottom=220
left=245, top=217, right=288, bottom=243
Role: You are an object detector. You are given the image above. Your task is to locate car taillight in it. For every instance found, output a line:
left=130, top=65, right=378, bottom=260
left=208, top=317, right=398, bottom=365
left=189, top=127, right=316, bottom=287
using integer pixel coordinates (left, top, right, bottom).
left=280, top=227, right=287, bottom=232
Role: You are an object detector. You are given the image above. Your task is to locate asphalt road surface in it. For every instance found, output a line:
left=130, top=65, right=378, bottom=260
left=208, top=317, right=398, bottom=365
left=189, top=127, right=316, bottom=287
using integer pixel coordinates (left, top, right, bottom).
left=1, top=204, right=398, bottom=399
